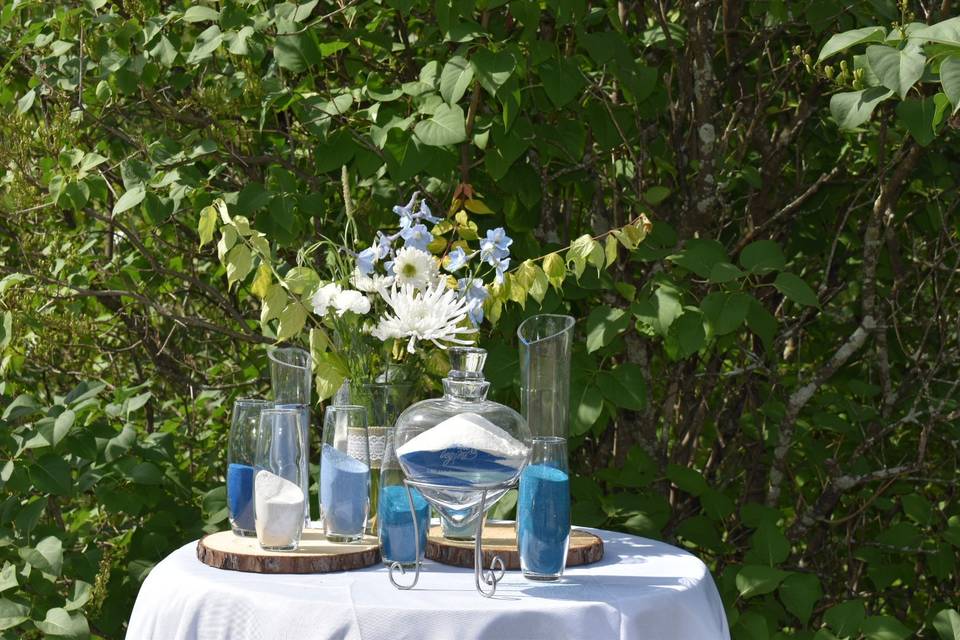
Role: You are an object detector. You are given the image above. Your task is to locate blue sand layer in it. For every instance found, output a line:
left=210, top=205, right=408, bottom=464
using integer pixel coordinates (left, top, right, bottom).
left=227, top=463, right=255, bottom=531
left=518, top=464, right=570, bottom=576
left=320, top=444, right=370, bottom=535
left=398, top=449, right=521, bottom=487
left=378, top=485, right=429, bottom=563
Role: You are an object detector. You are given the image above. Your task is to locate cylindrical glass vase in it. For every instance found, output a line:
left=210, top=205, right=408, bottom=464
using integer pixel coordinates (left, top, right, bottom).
left=227, top=398, right=272, bottom=537
left=268, top=347, right=312, bottom=527
left=518, top=436, right=570, bottom=581
left=320, top=405, right=371, bottom=543
left=254, top=407, right=306, bottom=551
left=378, top=431, right=429, bottom=566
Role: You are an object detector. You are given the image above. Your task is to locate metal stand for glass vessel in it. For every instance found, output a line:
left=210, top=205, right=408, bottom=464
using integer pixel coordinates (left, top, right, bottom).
left=387, top=478, right=516, bottom=598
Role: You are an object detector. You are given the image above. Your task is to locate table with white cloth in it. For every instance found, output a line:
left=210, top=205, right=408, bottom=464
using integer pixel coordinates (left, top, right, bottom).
left=126, top=527, right=730, bottom=640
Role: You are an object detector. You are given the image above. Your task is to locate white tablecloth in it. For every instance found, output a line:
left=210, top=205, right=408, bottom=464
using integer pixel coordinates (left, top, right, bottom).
left=126, top=528, right=730, bottom=640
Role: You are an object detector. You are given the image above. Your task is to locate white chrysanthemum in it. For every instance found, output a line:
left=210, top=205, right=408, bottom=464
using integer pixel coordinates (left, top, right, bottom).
left=311, top=282, right=342, bottom=317
left=392, top=247, right=441, bottom=290
left=332, top=289, right=371, bottom=316
left=371, top=282, right=477, bottom=353
left=351, top=268, right=395, bottom=293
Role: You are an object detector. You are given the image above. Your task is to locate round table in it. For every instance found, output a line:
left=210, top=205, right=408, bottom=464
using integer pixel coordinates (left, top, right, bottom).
left=126, top=528, right=730, bottom=640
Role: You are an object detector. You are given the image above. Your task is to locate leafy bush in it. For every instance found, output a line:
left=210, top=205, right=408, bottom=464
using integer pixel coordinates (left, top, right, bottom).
left=1, top=0, right=959, bottom=638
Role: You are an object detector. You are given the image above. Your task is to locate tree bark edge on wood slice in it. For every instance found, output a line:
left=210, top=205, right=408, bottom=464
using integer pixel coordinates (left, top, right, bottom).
left=425, top=522, right=604, bottom=570
left=197, top=530, right=381, bottom=574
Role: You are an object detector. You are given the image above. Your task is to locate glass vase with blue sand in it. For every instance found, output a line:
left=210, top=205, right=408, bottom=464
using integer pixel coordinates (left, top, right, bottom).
left=378, top=431, right=429, bottom=565
left=518, top=436, right=570, bottom=581
left=227, top=398, right=272, bottom=537
left=320, top=405, right=371, bottom=543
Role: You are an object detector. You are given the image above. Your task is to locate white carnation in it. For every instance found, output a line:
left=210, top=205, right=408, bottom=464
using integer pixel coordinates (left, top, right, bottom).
left=351, top=268, right=395, bottom=293
left=311, top=282, right=342, bottom=317
left=332, top=289, right=371, bottom=316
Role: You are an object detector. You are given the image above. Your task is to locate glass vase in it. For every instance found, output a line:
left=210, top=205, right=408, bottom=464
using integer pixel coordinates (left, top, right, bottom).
left=518, top=436, right=570, bottom=581
left=227, top=398, right=272, bottom=537
left=268, top=347, right=312, bottom=527
left=320, top=405, right=371, bottom=543
left=254, top=407, right=306, bottom=551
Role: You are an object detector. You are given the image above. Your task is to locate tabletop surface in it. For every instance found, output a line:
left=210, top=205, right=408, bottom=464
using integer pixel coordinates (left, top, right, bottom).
left=126, top=527, right=731, bottom=640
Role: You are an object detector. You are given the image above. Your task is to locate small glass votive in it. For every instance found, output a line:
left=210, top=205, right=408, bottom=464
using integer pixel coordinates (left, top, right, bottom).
left=517, top=436, right=571, bottom=581
left=320, top=405, right=371, bottom=543
left=254, top=407, right=306, bottom=551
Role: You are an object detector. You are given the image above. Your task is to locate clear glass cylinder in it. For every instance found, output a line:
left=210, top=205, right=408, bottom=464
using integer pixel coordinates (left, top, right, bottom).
left=227, top=398, right=272, bottom=537
left=518, top=315, right=575, bottom=440
left=320, top=405, right=371, bottom=543
left=351, top=382, right=415, bottom=534
left=378, top=431, right=429, bottom=566
left=268, top=347, right=313, bottom=526
left=518, top=436, right=570, bottom=581
left=254, top=407, right=306, bottom=551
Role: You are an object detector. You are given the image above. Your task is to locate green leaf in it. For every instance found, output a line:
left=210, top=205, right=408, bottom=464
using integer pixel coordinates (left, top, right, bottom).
left=861, top=616, right=912, bottom=640
left=470, top=48, right=515, bottom=96
left=225, top=244, right=253, bottom=287
left=570, top=385, right=603, bottom=436
left=540, top=59, right=584, bottom=108
left=183, top=5, right=219, bottom=22
left=708, top=262, right=744, bottom=283
left=186, top=25, right=223, bottom=64
left=543, top=253, right=566, bottom=288
left=818, top=26, right=886, bottom=62
left=825, top=600, right=866, bottom=637
left=643, top=186, right=670, bottom=205
left=112, top=183, right=146, bottom=214
left=749, top=522, right=790, bottom=565
left=896, top=96, right=939, bottom=146
left=774, top=272, right=819, bottom=307
left=746, top=298, right=777, bottom=352
left=701, top=291, right=751, bottom=336
left=736, top=565, right=790, bottom=598
left=198, top=205, right=218, bottom=247
left=53, top=409, right=76, bottom=446
left=934, top=609, right=960, bottom=640
left=940, top=57, right=960, bottom=113
left=667, top=238, right=728, bottom=278
left=261, top=284, right=288, bottom=324
left=35, top=607, right=89, bottom=638
left=586, top=306, right=629, bottom=352
left=414, top=104, right=467, bottom=146
left=830, top=87, right=894, bottom=130
left=866, top=45, right=925, bottom=99
left=314, top=357, right=347, bottom=402
left=740, top=239, right=786, bottom=274
left=277, top=302, right=307, bottom=341
left=666, top=464, right=708, bottom=496
left=20, top=536, right=63, bottom=575
left=283, top=267, right=320, bottom=295
left=779, top=573, right=822, bottom=625
left=0, top=598, right=28, bottom=630
left=597, top=363, right=646, bottom=411
left=910, top=16, right=960, bottom=46
left=669, top=311, right=706, bottom=359
left=0, top=564, right=17, bottom=593
left=439, top=56, right=474, bottom=104
left=65, top=581, right=92, bottom=612
left=16, top=89, right=35, bottom=114
left=31, top=454, right=72, bottom=496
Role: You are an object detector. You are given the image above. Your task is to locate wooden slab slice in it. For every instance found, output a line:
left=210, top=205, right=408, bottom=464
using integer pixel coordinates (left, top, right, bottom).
left=197, top=529, right=381, bottom=574
left=426, top=522, right=603, bottom=570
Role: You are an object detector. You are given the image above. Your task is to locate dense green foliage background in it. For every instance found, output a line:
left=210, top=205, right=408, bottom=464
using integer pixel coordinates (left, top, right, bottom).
left=2, top=0, right=960, bottom=638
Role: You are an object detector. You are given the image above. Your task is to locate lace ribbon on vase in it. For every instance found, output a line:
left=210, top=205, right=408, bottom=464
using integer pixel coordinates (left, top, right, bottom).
left=346, top=426, right=390, bottom=469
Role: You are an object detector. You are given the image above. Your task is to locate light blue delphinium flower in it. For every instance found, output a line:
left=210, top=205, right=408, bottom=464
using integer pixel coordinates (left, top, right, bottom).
left=393, top=192, right=419, bottom=228
left=418, top=199, right=442, bottom=224
left=492, top=256, right=510, bottom=285
left=458, top=278, right=489, bottom=326
left=444, top=247, right=470, bottom=273
left=400, top=223, right=432, bottom=252
left=356, top=247, right=378, bottom=275
left=375, top=231, right=394, bottom=259
left=480, top=227, right=512, bottom=262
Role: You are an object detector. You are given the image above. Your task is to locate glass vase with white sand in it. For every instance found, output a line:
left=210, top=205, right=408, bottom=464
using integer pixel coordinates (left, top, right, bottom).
left=254, top=407, right=306, bottom=552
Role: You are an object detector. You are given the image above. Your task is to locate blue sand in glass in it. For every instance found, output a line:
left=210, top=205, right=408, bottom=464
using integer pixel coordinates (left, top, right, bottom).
left=398, top=449, right=520, bottom=486
left=518, top=464, right=570, bottom=576
left=226, top=463, right=255, bottom=531
left=320, top=444, right=370, bottom=535
left=378, top=485, right=429, bottom=564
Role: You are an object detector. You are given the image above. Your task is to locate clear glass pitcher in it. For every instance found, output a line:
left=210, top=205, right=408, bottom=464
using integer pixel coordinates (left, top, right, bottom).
left=268, top=347, right=312, bottom=526
left=517, top=315, right=575, bottom=440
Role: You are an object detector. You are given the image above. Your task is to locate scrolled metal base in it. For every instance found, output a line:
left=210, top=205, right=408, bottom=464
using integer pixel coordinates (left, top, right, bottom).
left=386, top=478, right=515, bottom=598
